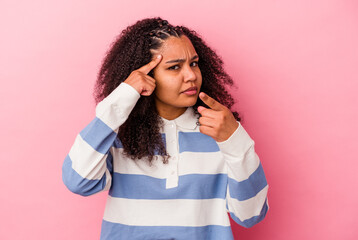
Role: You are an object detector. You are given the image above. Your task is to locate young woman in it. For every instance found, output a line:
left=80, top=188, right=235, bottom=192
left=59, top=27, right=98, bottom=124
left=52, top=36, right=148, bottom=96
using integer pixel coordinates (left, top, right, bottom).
left=62, top=17, right=269, bottom=240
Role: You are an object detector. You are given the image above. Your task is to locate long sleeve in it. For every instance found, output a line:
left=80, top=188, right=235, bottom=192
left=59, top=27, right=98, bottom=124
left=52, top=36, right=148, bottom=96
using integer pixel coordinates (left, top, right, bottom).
left=217, top=122, right=269, bottom=228
left=62, top=83, right=140, bottom=196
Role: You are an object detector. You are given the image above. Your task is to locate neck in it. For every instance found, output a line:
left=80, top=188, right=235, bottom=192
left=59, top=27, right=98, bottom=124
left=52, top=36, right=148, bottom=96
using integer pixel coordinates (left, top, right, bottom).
left=155, top=102, right=187, bottom=121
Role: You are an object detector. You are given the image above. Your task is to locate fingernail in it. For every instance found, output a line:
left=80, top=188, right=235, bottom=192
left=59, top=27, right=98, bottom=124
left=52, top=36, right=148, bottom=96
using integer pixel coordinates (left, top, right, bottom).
left=157, top=54, right=162, bottom=59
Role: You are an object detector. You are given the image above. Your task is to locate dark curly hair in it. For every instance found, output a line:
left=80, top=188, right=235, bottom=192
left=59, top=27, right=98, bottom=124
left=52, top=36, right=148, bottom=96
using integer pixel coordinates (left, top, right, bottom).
left=94, top=17, right=240, bottom=164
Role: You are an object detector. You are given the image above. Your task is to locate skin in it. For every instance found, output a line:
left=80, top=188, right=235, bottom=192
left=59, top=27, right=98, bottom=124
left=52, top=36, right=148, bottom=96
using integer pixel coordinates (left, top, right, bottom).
left=197, top=93, right=239, bottom=142
left=151, top=35, right=202, bottom=120
left=124, top=35, right=238, bottom=142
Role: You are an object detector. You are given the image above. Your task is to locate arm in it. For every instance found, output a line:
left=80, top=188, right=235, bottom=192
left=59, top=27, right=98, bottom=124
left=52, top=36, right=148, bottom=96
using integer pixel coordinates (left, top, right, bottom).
left=217, top=122, right=269, bottom=228
left=197, top=92, right=269, bottom=227
left=62, top=55, right=162, bottom=196
left=62, top=83, right=140, bottom=196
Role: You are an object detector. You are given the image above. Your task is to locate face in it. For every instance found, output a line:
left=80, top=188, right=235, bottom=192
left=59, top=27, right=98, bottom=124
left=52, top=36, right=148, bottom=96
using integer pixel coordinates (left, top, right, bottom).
left=151, top=35, right=202, bottom=118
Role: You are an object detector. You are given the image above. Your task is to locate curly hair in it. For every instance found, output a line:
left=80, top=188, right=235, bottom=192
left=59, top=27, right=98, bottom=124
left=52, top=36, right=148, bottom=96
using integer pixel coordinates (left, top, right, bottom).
left=94, top=17, right=240, bottom=164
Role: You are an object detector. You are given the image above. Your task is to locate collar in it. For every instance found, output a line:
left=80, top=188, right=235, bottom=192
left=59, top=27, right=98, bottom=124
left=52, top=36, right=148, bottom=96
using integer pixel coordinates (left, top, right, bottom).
left=161, top=107, right=199, bottom=130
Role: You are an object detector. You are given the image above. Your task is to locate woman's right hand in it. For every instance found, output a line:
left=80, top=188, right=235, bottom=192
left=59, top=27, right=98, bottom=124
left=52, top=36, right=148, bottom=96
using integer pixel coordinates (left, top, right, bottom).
left=124, top=54, right=162, bottom=96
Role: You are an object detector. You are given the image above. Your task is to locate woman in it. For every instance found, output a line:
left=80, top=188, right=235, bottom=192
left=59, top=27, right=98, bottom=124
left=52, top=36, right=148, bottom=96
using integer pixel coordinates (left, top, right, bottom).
left=62, top=17, right=269, bottom=240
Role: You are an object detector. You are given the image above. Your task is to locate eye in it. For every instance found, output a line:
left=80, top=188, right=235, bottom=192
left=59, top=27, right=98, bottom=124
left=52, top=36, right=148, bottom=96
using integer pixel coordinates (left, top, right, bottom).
left=168, top=65, right=180, bottom=70
left=191, top=61, right=199, bottom=67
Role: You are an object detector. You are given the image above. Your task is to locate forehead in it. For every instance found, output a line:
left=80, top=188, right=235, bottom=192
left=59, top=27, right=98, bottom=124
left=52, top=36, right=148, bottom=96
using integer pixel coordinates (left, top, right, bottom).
left=155, top=35, right=197, bottom=60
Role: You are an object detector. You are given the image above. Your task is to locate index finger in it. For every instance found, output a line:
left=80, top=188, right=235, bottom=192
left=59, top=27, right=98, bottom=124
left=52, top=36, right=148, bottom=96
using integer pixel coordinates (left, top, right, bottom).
left=137, top=54, right=162, bottom=74
left=199, top=92, right=225, bottom=111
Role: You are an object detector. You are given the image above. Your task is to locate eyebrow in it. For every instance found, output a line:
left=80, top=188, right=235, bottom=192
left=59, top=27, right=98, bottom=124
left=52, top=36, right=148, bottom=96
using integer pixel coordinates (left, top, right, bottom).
left=165, top=55, right=199, bottom=64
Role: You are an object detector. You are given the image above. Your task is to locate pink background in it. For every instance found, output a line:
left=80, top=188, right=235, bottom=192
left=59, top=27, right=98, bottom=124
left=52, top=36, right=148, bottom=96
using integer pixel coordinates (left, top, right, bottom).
left=1, top=0, right=357, bottom=239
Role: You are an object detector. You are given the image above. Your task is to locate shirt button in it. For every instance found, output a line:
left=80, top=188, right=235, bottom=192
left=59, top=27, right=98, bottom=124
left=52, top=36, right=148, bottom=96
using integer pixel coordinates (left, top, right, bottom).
left=170, top=124, right=174, bottom=128
left=170, top=140, right=175, bottom=143
left=171, top=171, right=175, bottom=175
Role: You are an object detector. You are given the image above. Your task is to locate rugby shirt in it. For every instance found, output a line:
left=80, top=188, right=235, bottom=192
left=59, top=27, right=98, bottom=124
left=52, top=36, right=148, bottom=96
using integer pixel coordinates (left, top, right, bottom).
left=62, top=82, right=269, bottom=240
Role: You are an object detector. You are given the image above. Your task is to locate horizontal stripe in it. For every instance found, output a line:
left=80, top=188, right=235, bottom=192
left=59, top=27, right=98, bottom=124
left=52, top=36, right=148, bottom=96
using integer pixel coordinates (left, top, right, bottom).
left=111, top=148, right=168, bottom=178
left=228, top=162, right=267, bottom=201
left=95, top=82, right=140, bottom=131
left=100, top=220, right=234, bottom=240
left=105, top=150, right=113, bottom=174
left=62, top=154, right=107, bottom=196
left=68, top=134, right=107, bottom=180
left=109, top=173, right=227, bottom=199
left=103, top=169, right=112, bottom=191
left=103, top=196, right=230, bottom=227
left=227, top=185, right=269, bottom=222
left=179, top=151, right=226, bottom=175
left=229, top=198, right=269, bottom=228
left=80, top=117, right=117, bottom=154
left=112, top=138, right=123, bottom=148
left=217, top=122, right=255, bottom=160
left=111, top=148, right=225, bottom=178
left=225, top=148, right=261, bottom=182
left=179, top=132, right=219, bottom=153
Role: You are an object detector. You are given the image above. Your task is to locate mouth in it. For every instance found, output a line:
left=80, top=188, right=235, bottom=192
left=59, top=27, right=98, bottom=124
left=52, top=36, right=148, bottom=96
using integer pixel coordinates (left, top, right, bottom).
left=181, top=86, right=198, bottom=96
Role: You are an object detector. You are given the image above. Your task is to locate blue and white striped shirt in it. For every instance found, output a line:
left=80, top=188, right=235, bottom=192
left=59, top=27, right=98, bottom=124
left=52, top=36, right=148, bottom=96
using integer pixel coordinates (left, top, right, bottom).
left=62, top=83, right=269, bottom=240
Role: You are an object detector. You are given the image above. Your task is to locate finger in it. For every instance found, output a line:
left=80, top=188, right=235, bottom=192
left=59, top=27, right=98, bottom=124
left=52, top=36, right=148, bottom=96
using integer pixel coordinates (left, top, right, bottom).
left=199, top=92, right=225, bottom=111
left=140, top=74, right=155, bottom=85
left=197, top=106, right=218, bottom=119
left=140, top=89, right=154, bottom=96
left=198, top=116, right=216, bottom=128
left=199, top=125, right=216, bottom=139
left=140, top=80, right=156, bottom=95
left=140, top=85, right=155, bottom=96
left=137, top=54, right=162, bottom=74
left=144, top=79, right=156, bottom=91
left=144, top=75, right=156, bottom=85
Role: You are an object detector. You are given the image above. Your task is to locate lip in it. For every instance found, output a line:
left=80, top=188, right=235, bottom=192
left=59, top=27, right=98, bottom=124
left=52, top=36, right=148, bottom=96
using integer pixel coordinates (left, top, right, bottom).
left=181, top=86, right=198, bottom=95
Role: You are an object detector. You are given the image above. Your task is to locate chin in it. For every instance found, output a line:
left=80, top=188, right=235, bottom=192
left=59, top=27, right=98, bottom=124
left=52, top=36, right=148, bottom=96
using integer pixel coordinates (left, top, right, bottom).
left=182, top=98, right=198, bottom=107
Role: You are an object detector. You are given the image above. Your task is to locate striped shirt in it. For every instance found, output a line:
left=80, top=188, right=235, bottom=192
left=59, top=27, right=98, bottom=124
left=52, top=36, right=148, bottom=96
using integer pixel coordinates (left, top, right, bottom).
left=62, top=83, right=269, bottom=240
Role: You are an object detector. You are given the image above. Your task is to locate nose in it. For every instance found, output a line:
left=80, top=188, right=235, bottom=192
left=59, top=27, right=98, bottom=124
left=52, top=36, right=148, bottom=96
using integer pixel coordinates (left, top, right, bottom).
left=183, top=65, right=197, bottom=82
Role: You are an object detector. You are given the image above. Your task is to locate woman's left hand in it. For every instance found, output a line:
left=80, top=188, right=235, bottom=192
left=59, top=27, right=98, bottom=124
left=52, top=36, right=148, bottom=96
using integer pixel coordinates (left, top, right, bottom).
left=197, top=92, right=239, bottom=142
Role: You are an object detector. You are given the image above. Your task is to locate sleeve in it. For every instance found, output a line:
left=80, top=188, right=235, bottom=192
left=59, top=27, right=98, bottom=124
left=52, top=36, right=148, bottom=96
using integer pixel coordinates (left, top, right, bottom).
left=217, top=122, right=269, bottom=228
left=62, top=83, right=140, bottom=196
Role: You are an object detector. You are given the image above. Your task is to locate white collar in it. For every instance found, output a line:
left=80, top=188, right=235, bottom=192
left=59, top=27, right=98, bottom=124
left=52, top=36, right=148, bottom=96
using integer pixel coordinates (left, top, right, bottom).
left=161, top=107, right=199, bottom=130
